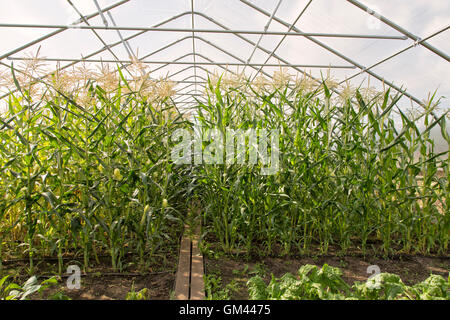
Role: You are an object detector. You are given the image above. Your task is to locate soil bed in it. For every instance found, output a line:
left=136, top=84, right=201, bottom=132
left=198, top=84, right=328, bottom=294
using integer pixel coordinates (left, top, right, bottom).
left=35, top=272, right=175, bottom=300
left=1, top=243, right=180, bottom=300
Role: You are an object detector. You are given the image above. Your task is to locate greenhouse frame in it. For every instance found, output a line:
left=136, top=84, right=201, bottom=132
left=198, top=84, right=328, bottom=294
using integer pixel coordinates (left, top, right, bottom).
left=0, top=0, right=448, bottom=304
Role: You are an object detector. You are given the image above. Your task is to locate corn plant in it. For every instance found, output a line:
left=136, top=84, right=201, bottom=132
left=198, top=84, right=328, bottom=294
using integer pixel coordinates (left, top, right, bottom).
left=0, top=65, right=189, bottom=271
left=195, top=75, right=448, bottom=255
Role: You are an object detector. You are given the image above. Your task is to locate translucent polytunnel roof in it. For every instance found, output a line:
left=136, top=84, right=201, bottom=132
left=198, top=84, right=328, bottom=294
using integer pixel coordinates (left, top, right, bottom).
left=0, top=0, right=449, bottom=111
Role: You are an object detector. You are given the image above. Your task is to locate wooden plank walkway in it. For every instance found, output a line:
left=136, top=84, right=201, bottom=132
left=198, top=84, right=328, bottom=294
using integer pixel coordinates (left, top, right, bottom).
left=174, top=225, right=205, bottom=300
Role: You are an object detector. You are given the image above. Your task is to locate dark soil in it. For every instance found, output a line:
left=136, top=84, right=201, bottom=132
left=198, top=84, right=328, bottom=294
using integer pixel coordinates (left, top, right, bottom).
left=35, top=272, right=175, bottom=300
left=1, top=246, right=180, bottom=300
left=205, top=253, right=450, bottom=300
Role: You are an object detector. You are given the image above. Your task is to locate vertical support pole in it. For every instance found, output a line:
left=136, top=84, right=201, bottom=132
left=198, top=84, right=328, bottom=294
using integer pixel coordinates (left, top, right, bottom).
left=191, top=0, right=198, bottom=93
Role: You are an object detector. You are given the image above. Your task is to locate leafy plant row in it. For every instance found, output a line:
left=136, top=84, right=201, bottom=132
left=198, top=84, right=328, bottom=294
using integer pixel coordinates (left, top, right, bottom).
left=247, top=264, right=449, bottom=300
left=196, top=76, right=448, bottom=255
left=0, top=66, right=191, bottom=273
